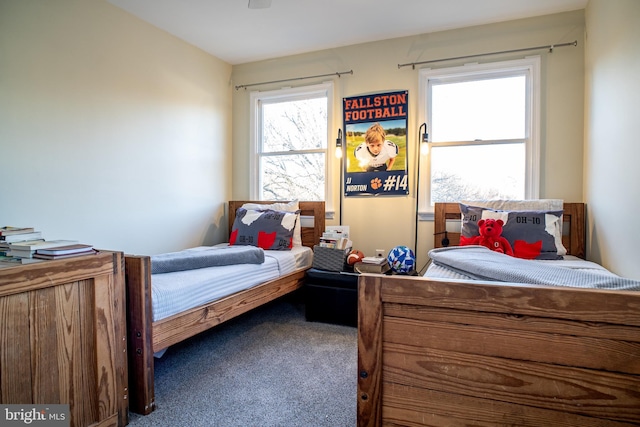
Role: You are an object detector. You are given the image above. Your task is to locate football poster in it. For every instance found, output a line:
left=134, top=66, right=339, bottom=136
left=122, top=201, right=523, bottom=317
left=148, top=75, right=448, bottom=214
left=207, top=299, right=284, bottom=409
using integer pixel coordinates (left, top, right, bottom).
left=342, top=90, right=409, bottom=196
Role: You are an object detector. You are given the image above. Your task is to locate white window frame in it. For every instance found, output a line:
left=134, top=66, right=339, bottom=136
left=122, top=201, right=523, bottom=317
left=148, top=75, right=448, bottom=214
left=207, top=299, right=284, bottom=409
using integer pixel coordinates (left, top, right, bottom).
left=418, top=57, right=541, bottom=220
left=249, top=82, right=335, bottom=212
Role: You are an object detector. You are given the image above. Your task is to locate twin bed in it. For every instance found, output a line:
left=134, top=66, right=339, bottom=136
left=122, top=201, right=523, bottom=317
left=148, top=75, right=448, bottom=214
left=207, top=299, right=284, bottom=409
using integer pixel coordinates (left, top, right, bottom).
left=357, top=202, right=640, bottom=426
left=124, top=200, right=324, bottom=415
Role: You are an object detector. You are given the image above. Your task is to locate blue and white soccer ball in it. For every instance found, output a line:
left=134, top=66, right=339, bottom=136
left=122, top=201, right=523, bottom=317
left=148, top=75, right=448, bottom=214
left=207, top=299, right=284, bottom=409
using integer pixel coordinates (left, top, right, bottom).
left=387, top=245, right=416, bottom=274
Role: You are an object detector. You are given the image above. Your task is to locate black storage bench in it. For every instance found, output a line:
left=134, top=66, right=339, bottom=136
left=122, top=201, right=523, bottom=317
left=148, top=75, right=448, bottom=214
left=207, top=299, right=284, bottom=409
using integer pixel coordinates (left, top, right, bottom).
left=305, top=268, right=358, bottom=327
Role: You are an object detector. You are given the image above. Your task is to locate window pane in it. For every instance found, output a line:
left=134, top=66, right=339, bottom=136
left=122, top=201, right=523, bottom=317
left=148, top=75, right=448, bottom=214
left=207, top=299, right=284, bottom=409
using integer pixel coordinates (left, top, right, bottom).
left=262, top=98, right=327, bottom=152
left=431, top=76, right=525, bottom=142
left=261, top=153, right=325, bottom=201
left=430, top=143, right=525, bottom=204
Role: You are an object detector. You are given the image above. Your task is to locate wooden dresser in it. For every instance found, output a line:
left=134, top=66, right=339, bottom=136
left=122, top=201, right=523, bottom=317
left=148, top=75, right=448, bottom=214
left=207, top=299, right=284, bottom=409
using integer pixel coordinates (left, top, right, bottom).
left=0, top=251, right=128, bottom=427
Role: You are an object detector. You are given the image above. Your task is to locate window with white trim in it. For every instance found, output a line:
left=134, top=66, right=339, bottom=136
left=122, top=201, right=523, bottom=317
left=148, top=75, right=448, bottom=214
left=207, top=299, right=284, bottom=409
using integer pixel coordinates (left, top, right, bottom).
left=418, top=57, right=540, bottom=217
left=250, top=83, right=332, bottom=201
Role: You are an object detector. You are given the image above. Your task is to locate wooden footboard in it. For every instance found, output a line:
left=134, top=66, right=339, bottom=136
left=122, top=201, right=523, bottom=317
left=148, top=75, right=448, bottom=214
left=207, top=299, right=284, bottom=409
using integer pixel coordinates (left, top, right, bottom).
left=358, top=275, right=640, bottom=426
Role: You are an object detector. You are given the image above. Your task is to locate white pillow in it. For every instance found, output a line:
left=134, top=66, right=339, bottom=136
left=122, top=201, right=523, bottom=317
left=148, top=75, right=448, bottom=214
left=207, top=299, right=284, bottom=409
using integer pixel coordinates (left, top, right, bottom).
left=460, top=199, right=563, bottom=211
left=241, top=201, right=302, bottom=247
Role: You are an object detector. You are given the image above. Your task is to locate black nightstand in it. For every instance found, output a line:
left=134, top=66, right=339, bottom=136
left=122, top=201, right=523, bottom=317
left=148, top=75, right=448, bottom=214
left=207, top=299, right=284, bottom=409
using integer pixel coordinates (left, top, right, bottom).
left=305, top=268, right=358, bottom=327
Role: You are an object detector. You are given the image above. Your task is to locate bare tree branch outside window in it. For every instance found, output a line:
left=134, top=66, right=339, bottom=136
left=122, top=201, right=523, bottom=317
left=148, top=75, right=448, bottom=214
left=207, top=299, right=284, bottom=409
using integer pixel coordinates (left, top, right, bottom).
left=260, top=97, right=327, bottom=201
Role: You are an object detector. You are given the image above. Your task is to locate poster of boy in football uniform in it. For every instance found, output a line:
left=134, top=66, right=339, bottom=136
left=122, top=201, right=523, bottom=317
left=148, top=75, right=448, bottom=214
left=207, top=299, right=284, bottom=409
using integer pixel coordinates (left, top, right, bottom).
left=343, top=90, right=408, bottom=196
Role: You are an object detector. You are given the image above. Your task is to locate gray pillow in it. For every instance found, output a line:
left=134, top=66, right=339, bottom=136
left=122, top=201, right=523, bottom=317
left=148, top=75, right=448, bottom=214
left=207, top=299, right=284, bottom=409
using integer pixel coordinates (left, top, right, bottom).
left=460, top=203, right=564, bottom=260
left=230, top=208, right=299, bottom=250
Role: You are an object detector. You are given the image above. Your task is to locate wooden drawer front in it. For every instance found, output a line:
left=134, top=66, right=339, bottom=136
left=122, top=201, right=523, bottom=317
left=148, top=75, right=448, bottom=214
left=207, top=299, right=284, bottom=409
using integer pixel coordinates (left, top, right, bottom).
left=0, top=252, right=127, bottom=427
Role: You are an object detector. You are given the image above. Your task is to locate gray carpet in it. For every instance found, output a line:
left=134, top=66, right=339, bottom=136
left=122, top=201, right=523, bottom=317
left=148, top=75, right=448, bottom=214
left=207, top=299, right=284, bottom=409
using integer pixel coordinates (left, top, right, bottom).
left=127, top=293, right=357, bottom=427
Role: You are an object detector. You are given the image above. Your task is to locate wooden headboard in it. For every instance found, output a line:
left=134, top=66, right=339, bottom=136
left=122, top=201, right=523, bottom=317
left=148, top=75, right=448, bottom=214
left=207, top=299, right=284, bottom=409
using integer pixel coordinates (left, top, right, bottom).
left=434, top=202, right=585, bottom=258
left=228, top=201, right=325, bottom=249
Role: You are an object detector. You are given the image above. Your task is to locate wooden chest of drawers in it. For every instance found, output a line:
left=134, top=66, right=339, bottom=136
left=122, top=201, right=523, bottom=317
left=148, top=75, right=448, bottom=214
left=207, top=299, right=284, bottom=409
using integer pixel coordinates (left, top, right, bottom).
left=0, top=251, right=128, bottom=427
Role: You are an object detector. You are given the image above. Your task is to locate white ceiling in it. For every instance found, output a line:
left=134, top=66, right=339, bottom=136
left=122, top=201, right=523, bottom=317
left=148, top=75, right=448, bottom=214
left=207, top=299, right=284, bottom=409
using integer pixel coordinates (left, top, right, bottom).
left=107, top=0, right=588, bottom=65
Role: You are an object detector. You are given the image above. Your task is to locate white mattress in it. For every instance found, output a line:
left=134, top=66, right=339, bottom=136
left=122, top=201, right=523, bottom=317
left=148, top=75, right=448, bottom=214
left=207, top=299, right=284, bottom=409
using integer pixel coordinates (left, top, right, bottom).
left=424, top=255, right=618, bottom=281
left=151, top=245, right=312, bottom=322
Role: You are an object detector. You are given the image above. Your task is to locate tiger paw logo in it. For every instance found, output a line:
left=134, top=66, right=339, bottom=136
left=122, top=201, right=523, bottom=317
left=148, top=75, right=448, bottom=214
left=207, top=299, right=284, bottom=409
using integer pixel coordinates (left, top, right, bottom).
left=370, top=177, right=382, bottom=190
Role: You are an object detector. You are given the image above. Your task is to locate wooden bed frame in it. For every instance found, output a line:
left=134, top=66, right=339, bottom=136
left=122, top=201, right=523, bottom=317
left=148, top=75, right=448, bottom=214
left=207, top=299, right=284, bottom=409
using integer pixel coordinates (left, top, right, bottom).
left=358, top=202, right=640, bottom=426
left=125, top=200, right=324, bottom=415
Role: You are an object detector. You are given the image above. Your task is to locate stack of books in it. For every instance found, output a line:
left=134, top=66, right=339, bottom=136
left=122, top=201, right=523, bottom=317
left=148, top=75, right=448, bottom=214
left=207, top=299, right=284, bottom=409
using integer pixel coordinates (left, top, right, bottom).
left=1, top=226, right=43, bottom=260
left=355, top=256, right=391, bottom=274
left=0, top=226, right=43, bottom=244
left=318, top=225, right=352, bottom=250
left=6, top=239, right=81, bottom=259
left=0, top=225, right=96, bottom=264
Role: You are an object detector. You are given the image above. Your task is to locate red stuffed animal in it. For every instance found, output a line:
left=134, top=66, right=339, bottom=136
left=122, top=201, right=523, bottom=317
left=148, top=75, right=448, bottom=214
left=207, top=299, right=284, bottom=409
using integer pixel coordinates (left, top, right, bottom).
left=464, top=218, right=514, bottom=256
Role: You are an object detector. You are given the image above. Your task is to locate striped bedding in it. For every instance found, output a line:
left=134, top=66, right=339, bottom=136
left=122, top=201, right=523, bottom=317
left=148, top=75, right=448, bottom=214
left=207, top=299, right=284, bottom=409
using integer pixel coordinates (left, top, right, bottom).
left=425, top=246, right=640, bottom=290
left=151, top=245, right=312, bottom=322
left=426, top=254, right=617, bottom=281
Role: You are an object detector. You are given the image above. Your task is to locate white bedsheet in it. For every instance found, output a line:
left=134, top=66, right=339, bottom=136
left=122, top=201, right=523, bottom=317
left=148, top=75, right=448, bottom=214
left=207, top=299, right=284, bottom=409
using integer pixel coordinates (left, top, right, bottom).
left=152, top=245, right=312, bottom=322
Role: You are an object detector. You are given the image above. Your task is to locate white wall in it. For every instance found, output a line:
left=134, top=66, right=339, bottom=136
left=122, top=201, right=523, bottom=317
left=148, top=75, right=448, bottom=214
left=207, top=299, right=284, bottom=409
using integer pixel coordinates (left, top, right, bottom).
left=0, top=0, right=233, bottom=255
left=232, top=11, right=585, bottom=269
left=584, top=0, right=640, bottom=279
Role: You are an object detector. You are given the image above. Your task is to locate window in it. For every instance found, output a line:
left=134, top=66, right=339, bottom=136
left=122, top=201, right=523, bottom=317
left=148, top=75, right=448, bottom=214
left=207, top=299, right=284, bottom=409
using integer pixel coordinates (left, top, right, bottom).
left=418, top=57, right=540, bottom=218
left=250, top=83, right=333, bottom=202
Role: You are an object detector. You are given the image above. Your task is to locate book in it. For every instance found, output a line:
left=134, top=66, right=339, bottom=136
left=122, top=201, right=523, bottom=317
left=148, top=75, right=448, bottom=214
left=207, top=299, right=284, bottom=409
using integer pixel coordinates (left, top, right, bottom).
left=0, top=226, right=35, bottom=236
left=8, top=239, right=78, bottom=251
left=325, top=225, right=350, bottom=239
left=6, top=249, right=37, bottom=258
left=361, top=256, right=387, bottom=265
left=318, top=237, right=338, bottom=248
left=0, top=231, right=43, bottom=243
left=33, top=249, right=98, bottom=260
left=354, top=261, right=391, bottom=275
left=35, top=244, right=94, bottom=256
left=1, top=239, right=44, bottom=251
left=0, top=255, right=45, bottom=265
left=4, top=240, right=46, bottom=257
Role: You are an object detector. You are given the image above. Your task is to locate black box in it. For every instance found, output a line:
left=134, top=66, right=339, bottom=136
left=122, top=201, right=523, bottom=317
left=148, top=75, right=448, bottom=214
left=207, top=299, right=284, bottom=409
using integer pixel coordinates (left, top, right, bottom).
left=305, top=268, right=358, bottom=327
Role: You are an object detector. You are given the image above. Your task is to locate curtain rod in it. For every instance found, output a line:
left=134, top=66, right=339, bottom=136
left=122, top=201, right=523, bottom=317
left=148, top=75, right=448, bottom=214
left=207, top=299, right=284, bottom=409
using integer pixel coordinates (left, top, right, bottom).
left=235, top=70, right=353, bottom=90
left=398, top=40, right=577, bottom=69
